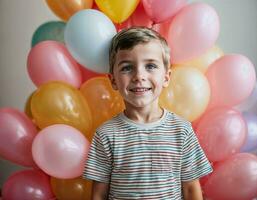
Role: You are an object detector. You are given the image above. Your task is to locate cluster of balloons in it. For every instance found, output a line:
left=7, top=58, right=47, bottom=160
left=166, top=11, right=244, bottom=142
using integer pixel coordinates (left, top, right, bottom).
left=0, top=0, right=257, bottom=199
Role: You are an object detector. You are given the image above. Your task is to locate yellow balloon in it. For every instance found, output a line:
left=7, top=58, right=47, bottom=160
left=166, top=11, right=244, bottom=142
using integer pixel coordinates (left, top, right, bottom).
left=173, top=45, right=224, bottom=73
left=95, top=0, right=140, bottom=23
left=51, top=177, right=92, bottom=200
left=24, top=91, right=35, bottom=119
left=46, top=0, right=93, bottom=21
left=160, top=66, right=210, bottom=121
left=31, top=81, right=92, bottom=137
left=80, top=77, right=125, bottom=131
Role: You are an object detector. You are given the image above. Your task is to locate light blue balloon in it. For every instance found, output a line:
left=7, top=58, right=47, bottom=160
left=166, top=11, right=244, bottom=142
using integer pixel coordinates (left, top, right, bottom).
left=64, top=9, right=117, bottom=74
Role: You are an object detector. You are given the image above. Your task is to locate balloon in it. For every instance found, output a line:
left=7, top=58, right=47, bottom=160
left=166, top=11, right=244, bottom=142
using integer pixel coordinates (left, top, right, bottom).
left=240, top=112, right=257, bottom=152
left=203, top=153, right=257, bottom=200
left=65, top=9, right=116, bottom=73
left=196, top=108, right=246, bottom=162
left=115, top=2, right=153, bottom=31
left=95, top=0, right=140, bottom=23
left=142, top=0, right=187, bottom=23
left=27, top=41, right=82, bottom=88
left=160, top=66, right=210, bottom=121
left=51, top=177, right=92, bottom=200
left=152, top=19, right=172, bottom=40
left=174, top=45, right=224, bottom=73
left=80, top=77, right=125, bottom=132
left=30, top=81, right=92, bottom=137
left=235, top=83, right=257, bottom=114
left=31, top=21, right=66, bottom=47
left=24, top=91, right=35, bottom=120
left=168, top=3, right=220, bottom=63
left=2, top=169, right=54, bottom=200
left=45, top=0, right=93, bottom=21
left=0, top=108, right=37, bottom=167
left=206, top=54, right=256, bottom=109
left=32, top=124, right=90, bottom=179
left=79, top=64, right=106, bottom=83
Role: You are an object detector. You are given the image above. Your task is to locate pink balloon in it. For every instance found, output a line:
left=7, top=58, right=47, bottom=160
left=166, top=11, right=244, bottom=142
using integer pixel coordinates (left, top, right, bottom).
left=168, top=3, right=219, bottom=63
left=27, top=41, right=82, bottom=88
left=116, top=2, right=153, bottom=31
left=32, top=124, right=90, bottom=179
left=0, top=108, right=37, bottom=167
left=79, top=63, right=105, bottom=83
left=2, top=169, right=54, bottom=200
left=206, top=54, right=256, bottom=109
left=196, top=107, right=246, bottom=162
left=152, top=19, right=172, bottom=40
left=142, top=0, right=187, bottom=23
left=203, top=153, right=257, bottom=200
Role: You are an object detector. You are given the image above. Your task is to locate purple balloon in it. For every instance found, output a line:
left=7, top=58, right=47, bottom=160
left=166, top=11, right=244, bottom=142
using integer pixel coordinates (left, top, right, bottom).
left=236, top=83, right=257, bottom=114
left=240, top=112, right=257, bottom=152
left=2, top=169, right=54, bottom=200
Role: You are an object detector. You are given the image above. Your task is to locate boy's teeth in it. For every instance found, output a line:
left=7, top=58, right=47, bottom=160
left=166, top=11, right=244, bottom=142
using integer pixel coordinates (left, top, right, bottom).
left=131, top=88, right=150, bottom=92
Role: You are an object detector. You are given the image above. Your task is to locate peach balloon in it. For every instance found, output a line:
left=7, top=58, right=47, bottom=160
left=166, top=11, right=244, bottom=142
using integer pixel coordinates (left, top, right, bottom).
left=46, top=0, right=93, bottom=21
left=51, top=177, right=92, bottom=200
left=31, top=81, right=92, bottom=137
left=206, top=54, right=256, bottom=109
left=160, top=66, right=210, bottom=121
left=32, top=124, right=90, bottom=179
left=80, top=77, right=125, bottom=131
left=174, top=45, right=224, bottom=73
left=168, top=3, right=219, bottom=63
left=195, top=107, right=246, bottom=162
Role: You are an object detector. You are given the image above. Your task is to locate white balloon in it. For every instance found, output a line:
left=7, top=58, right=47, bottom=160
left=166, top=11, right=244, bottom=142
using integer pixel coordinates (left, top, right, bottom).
left=65, top=9, right=117, bottom=73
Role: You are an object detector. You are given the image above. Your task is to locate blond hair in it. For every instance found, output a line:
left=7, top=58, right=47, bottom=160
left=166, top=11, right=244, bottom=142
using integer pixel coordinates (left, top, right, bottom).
left=109, top=27, right=170, bottom=73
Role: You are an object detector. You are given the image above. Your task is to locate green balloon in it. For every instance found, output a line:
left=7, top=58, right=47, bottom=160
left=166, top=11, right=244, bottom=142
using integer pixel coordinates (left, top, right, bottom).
left=31, top=21, right=66, bottom=47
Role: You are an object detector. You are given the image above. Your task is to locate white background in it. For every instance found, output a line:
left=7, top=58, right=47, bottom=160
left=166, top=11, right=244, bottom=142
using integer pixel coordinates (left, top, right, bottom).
left=0, top=0, right=257, bottom=189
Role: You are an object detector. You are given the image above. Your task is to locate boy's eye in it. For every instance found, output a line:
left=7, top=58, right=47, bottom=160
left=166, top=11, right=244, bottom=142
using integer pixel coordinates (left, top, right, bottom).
left=120, top=65, right=132, bottom=72
left=146, top=63, right=158, bottom=70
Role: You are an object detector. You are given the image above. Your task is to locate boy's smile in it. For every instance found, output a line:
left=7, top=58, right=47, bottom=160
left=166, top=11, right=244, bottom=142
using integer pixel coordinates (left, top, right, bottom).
left=110, top=40, right=171, bottom=111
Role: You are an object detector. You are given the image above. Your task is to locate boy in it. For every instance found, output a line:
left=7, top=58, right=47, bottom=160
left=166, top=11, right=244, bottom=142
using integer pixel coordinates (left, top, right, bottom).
left=83, top=27, right=212, bottom=200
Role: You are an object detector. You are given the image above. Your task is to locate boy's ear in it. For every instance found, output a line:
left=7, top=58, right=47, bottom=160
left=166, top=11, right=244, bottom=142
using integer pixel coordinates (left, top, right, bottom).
left=108, top=73, right=118, bottom=90
left=163, top=68, right=171, bottom=88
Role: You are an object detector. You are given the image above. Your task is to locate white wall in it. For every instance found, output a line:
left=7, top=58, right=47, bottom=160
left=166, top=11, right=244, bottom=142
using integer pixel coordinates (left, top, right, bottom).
left=0, top=0, right=257, bottom=190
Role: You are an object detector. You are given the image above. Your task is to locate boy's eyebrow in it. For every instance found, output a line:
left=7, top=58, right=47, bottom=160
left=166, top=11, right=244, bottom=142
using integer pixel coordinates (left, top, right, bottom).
left=117, top=60, right=132, bottom=66
left=118, top=59, right=160, bottom=66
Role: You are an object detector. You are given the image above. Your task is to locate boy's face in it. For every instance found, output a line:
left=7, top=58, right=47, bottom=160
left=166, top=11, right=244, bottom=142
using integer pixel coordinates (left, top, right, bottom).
left=110, top=40, right=171, bottom=110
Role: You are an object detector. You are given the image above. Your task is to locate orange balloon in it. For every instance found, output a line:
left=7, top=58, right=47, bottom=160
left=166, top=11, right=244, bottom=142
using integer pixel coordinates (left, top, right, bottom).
left=24, top=91, right=35, bottom=119
left=31, top=81, right=92, bottom=138
left=46, top=0, right=93, bottom=21
left=160, top=66, right=210, bottom=121
left=51, top=177, right=92, bottom=200
left=95, top=0, right=140, bottom=23
left=80, top=77, right=125, bottom=131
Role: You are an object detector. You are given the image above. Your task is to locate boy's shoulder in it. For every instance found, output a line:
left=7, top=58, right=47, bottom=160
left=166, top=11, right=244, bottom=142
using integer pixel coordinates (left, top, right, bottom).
left=95, top=112, right=123, bottom=134
left=166, top=110, right=192, bottom=126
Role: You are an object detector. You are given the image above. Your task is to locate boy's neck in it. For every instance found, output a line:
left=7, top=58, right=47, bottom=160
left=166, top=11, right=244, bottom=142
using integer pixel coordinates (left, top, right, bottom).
left=123, top=105, right=164, bottom=124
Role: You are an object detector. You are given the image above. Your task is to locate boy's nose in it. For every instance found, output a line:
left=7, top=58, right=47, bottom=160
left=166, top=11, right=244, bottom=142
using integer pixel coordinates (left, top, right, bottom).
left=132, top=68, right=146, bottom=82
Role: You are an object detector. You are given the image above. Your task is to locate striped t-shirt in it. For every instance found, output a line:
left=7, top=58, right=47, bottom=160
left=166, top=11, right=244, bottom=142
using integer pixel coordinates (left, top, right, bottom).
left=83, top=109, right=212, bottom=199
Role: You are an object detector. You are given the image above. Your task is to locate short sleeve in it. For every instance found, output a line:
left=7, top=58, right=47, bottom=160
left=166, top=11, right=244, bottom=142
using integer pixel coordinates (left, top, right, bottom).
left=181, top=125, right=213, bottom=182
left=82, top=131, right=112, bottom=183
